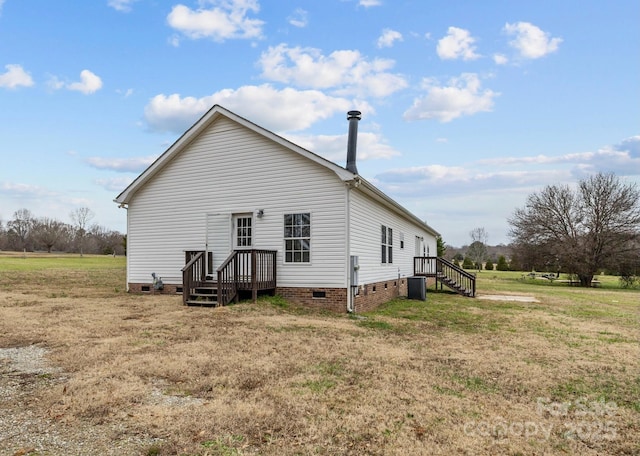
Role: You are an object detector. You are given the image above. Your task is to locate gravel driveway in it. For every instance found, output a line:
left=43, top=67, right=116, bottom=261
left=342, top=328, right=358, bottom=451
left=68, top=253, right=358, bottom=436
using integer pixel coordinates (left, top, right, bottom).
left=0, top=345, right=156, bottom=456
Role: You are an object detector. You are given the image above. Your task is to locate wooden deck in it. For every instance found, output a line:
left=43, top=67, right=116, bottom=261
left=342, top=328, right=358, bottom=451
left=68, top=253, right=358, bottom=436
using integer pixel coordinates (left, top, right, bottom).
left=182, top=250, right=277, bottom=306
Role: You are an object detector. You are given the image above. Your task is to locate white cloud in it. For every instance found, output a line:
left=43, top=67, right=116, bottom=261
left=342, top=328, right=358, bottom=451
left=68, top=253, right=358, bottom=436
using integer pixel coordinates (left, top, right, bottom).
left=0, top=181, right=55, bottom=199
left=67, top=70, right=103, bottom=94
left=0, top=64, right=34, bottom=89
left=378, top=164, right=469, bottom=185
left=374, top=164, right=570, bottom=201
left=95, top=177, right=135, bottom=192
left=46, top=75, right=65, bottom=91
left=168, top=34, right=181, bottom=47
left=0, top=0, right=5, bottom=15
left=288, top=8, right=308, bottom=28
left=258, top=44, right=407, bottom=98
left=475, top=137, right=640, bottom=176
left=493, top=53, right=508, bottom=65
left=0, top=183, right=111, bottom=231
left=144, top=93, right=213, bottom=133
left=359, top=0, right=382, bottom=7
left=377, top=29, right=403, bottom=48
left=372, top=137, right=640, bottom=246
left=284, top=131, right=400, bottom=163
left=403, top=73, right=498, bottom=122
left=116, top=88, right=134, bottom=97
left=504, top=22, right=562, bottom=59
left=143, top=84, right=362, bottom=134
left=108, top=0, right=138, bottom=12
left=46, top=70, right=102, bottom=94
left=615, top=135, right=640, bottom=158
left=375, top=137, right=640, bottom=201
left=437, top=27, right=480, bottom=61
left=167, top=0, right=264, bottom=42
left=85, top=155, right=158, bottom=173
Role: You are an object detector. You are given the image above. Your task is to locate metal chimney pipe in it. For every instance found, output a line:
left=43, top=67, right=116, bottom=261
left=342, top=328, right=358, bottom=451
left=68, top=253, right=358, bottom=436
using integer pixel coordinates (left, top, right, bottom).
left=346, top=110, right=361, bottom=174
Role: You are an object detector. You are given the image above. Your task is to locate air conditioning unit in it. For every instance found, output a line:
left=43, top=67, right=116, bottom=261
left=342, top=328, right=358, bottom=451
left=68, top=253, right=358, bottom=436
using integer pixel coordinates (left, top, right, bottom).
left=407, top=276, right=426, bottom=301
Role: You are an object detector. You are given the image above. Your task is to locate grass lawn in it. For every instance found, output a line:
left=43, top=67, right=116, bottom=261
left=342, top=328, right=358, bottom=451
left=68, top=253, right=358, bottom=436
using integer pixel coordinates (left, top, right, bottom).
left=0, top=254, right=638, bottom=455
left=0, top=251, right=125, bottom=271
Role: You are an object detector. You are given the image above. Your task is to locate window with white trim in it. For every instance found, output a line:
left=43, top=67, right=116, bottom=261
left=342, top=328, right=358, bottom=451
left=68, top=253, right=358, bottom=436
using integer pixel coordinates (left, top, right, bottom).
left=381, top=225, right=393, bottom=264
left=235, top=216, right=252, bottom=248
left=284, top=213, right=310, bottom=263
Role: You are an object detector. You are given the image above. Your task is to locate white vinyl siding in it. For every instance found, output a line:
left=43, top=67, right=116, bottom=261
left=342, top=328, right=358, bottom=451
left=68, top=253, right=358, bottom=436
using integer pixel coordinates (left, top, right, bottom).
left=126, top=116, right=347, bottom=288
left=349, top=188, right=436, bottom=285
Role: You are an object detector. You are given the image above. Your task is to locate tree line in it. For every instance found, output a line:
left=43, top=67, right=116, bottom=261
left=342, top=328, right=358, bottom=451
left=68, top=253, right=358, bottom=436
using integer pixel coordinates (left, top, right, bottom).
left=443, top=173, right=640, bottom=287
left=0, top=207, right=125, bottom=256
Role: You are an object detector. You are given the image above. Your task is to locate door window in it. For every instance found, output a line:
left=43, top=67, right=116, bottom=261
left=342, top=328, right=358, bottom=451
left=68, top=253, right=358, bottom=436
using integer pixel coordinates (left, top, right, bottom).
left=235, top=216, right=252, bottom=248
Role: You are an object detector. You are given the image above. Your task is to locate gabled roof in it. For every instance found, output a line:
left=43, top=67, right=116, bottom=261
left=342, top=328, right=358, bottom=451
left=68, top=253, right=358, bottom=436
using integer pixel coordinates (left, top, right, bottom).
left=114, top=105, right=354, bottom=205
left=114, top=104, right=439, bottom=237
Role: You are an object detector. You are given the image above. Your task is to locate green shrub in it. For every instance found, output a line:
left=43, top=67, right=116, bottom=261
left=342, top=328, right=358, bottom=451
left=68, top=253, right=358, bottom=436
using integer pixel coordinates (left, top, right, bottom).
left=496, top=255, right=510, bottom=271
left=619, top=274, right=639, bottom=289
left=485, top=259, right=494, bottom=270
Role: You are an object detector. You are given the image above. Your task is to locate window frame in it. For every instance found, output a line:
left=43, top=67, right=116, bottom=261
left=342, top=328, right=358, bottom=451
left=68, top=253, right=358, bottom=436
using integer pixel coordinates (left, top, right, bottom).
left=234, top=215, right=253, bottom=249
left=283, top=212, right=311, bottom=264
left=381, top=225, right=393, bottom=264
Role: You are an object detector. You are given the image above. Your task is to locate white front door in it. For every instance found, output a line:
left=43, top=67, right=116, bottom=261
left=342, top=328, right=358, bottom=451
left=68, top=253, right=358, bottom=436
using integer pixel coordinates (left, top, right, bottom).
left=206, top=213, right=231, bottom=274
left=415, top=236, right=424, bottom=257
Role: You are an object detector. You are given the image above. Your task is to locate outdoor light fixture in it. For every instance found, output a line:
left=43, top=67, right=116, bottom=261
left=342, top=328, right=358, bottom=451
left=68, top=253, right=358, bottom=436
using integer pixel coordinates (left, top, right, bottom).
left=256, top=209, right=264, bottom=218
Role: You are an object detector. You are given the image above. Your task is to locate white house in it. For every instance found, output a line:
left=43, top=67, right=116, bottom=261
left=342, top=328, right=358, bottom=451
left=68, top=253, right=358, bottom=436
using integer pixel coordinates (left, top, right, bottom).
left=115, top=105, right=450, bottom=312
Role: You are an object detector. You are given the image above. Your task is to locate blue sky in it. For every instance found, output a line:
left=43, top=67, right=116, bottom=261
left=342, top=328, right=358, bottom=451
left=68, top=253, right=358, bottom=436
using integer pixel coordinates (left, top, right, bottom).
left=1, top=0, right=638, bottom=246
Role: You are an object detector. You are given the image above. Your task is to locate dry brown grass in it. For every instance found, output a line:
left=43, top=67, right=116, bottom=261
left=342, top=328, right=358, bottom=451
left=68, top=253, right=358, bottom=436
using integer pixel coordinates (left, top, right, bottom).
left=0, top=257, right=638, bottom=455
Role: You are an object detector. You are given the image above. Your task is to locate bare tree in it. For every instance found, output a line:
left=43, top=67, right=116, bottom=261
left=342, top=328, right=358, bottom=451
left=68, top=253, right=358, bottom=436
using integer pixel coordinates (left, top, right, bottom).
left=467, top=227, right=489, bottom=271
left=7, top=209, right=34, bottom=251
left=32, top=218, right=70, bottom=253
left=509, top=173, right=640, bottom=286
left=70, top=207, right=94, bottom=256
left=87, top=224, right=125, bottom=255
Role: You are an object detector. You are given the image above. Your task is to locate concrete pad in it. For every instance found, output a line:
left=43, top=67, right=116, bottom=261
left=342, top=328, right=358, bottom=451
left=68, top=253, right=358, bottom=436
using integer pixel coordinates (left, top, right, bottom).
left=477, top=294, right=540, bottom=303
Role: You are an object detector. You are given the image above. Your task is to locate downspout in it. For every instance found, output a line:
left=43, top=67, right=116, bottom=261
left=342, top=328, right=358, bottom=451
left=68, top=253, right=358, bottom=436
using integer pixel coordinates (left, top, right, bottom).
left=346, top=182, right=354, bottom=313
left=345, top=110, right=361, bottom=312
left=117, top=202, right=130, bottom=292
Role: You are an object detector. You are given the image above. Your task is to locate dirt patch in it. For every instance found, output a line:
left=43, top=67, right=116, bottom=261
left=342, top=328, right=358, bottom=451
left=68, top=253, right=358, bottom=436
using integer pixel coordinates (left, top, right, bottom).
left=0, top=345, right=58, bottom=375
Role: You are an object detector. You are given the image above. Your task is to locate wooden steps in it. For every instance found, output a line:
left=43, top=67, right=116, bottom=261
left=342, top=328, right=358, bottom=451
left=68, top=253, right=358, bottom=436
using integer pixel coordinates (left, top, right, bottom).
left=414, top=257, right=476, bottom=297
left=438, top=273, right=474, bottom=296
left=185, top=283, right=219, bottom=306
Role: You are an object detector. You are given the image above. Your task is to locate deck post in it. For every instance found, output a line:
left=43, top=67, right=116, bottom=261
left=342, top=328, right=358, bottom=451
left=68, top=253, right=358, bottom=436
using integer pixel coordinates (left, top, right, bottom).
left=251, top=250, right=258, bottom=302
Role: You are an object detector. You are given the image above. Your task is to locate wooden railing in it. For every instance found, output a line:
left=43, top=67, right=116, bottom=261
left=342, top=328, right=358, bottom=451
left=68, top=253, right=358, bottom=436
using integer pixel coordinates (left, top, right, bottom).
left=182, top=250, right=277, bottom=306
left=414, top=256, right=476, bottom=297
left=216, top=251, right=238, bottom=307
left=181, top=251, right=206, bottom=305
left=217, top=249, right=278, bottom=306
